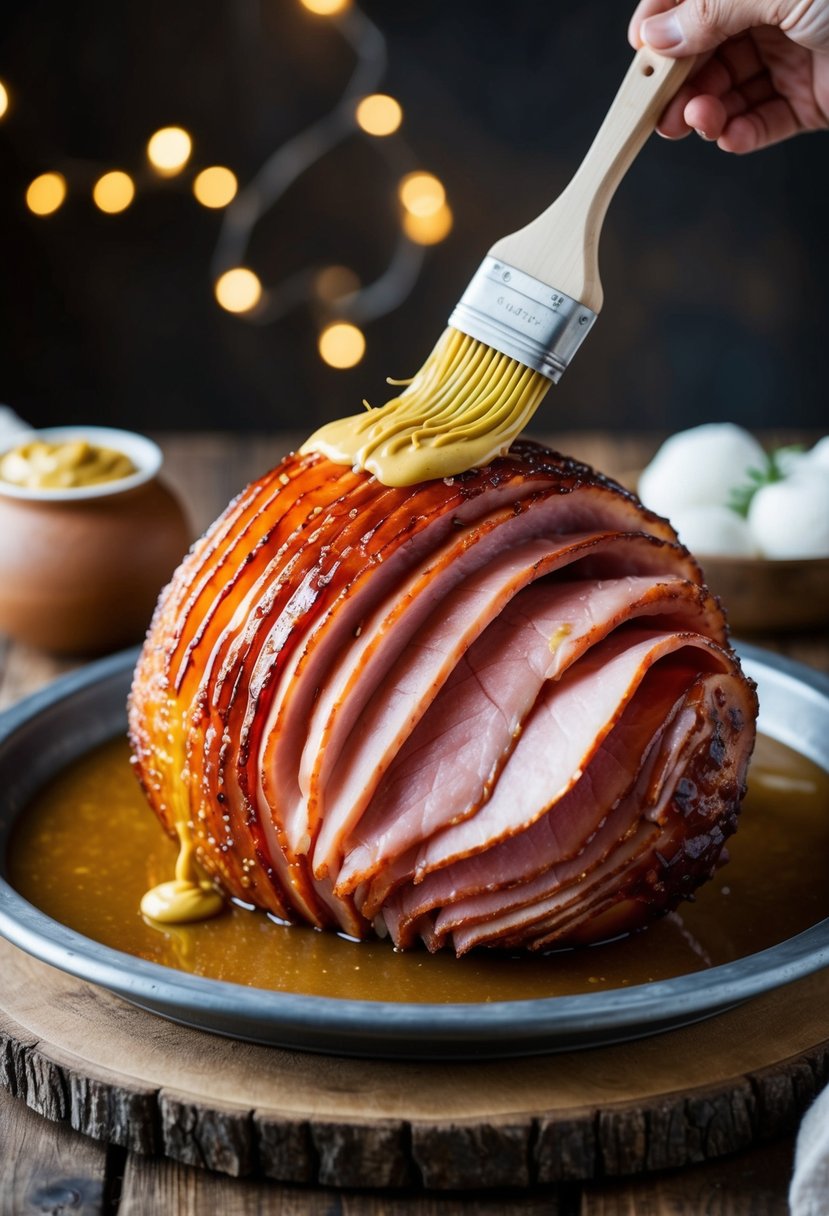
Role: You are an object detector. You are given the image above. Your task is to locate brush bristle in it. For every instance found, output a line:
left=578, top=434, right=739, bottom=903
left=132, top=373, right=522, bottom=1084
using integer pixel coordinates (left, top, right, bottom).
left=301, top=328, right=551, bottom=486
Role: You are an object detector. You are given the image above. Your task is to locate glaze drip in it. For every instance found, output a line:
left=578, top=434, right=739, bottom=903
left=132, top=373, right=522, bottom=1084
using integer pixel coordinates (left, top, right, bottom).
left=140, top=823, right=224, bottom=924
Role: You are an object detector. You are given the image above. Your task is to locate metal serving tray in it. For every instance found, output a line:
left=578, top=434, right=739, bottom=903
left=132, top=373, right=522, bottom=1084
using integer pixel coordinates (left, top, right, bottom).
left=0, top=644, right=827, bottom=1060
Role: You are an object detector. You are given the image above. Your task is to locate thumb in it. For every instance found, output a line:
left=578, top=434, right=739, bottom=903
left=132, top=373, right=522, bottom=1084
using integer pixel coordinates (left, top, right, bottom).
left=640, top=0, right=799, bottom=54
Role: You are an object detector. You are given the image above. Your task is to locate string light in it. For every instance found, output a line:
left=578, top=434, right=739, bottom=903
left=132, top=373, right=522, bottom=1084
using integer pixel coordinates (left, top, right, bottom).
left=300, top=0, right=351, bottom=14
left=399, top=172, right=445, bottom=218
left=10, top=2, right=450, bottom=367
left=193, top=166, right=238, bottom=209
left=355, top=94, right=402, bottom=137
left=403, top=203, right=454, bottom=246
left=0, top=80, right=9, bottom=120
left=26, top=173, right=67, bottom=216
left=315, top=265, right=360, bottom=302
left=92, top=170, right=135, bottom=214
left=212, top=3, right=449, bottom=366
left=147, top=126, right=192, bottom=176
left=215, top=267, right=263, bottom=313
left=318, top=322, right=365, bottom=368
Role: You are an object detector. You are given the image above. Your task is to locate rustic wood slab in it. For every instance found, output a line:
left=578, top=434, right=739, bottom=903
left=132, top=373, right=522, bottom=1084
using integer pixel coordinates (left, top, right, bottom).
left=0, top=939, right=826, bottom=1191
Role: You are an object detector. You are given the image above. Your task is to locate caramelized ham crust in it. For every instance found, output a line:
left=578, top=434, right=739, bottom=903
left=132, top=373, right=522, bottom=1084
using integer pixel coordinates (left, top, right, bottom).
left=129, top=442, right=757, bottom=952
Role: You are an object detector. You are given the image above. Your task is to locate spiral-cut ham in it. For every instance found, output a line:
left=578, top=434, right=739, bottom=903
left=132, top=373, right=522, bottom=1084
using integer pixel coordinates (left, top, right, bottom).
left=129, top=441, right=757, bottom=952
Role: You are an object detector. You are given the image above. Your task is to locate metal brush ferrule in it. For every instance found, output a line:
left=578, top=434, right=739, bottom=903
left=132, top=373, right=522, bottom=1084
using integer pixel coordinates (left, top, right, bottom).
left=448, top=256, right=597, bottom=382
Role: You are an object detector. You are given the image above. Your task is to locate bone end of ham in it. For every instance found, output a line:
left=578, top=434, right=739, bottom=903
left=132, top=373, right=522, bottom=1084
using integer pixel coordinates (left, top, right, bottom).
left=129, top=441, right=757, bottom=953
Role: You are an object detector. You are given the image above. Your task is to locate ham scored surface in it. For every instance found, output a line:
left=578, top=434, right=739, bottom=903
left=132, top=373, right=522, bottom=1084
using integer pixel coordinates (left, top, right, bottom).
left=129, top=441, right=758, bottom=952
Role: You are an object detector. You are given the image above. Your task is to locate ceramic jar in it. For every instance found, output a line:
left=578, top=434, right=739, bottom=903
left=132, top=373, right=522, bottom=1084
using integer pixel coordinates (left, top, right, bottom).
left=0, top=426, right=192, bottom=655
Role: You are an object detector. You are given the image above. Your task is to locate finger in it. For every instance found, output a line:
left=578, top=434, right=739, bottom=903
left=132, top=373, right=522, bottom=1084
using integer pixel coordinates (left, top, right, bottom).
left=657, top=82, right=700, bottom=136
left=655, top=57, right=721, bottom=136
left=715, top=32, right=765, bottom=87
left=677, top=44, right=765, bottom=108
left=628, top=0, right=674, bottom=48
left=718, top=98, right=802, bottom=152
left=684, top=69, right=779, bottom=138
left=684, top=94, right=729, bottom=139
left=654, top=38, right=767, bottom=135
left=640, top=0, right=799, bottom=56
left=723, top=72, right=778, bottom=117
left=686, top=70, right=779, bottom=134
left=655, top=123, right=694, bottom=141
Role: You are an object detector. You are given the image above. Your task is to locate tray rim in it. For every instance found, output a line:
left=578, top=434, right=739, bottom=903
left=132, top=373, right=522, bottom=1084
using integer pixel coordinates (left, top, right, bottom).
left=0, top=643, right=827, bottom=1060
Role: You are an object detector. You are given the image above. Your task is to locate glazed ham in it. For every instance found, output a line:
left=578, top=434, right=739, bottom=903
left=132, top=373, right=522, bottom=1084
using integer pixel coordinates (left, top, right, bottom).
left=129, top=442, right=758, bottom=952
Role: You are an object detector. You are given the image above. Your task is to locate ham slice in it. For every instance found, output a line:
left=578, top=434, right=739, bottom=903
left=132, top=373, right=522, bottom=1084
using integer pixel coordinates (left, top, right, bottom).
left=313, top=573, right=723, bottom=883
left=372, top=659, right=698, bottom=936
left=336, top=604, right=724, bottom=903
left=129, top=441, right=758, bottom=952
left=437, top=668, right=755, bottom=954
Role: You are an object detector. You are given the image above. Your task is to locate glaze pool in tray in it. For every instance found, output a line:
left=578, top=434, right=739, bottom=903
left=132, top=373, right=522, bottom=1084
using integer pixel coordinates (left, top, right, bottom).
left=8, top=735, right=829, bottom=1004
left=0, top=647, right=828, bottom=1058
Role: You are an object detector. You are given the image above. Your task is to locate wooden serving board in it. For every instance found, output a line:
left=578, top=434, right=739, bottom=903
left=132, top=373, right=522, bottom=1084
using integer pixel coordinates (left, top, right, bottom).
left=1, top=940, right=827, bottom=1190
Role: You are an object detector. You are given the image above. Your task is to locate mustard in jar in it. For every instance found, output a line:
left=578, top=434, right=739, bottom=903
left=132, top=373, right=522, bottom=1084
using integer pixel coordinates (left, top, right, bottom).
left=0, top=439, right=137, bottom=490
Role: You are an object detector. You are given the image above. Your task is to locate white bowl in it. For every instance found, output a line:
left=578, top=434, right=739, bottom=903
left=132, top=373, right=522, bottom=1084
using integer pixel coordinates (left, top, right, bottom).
left=0, top=426, right=163, bottom=501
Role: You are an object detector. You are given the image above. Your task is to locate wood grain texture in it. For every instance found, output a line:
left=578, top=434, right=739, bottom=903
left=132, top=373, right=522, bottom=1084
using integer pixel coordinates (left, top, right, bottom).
left=0, top=941, right=826, bottom=1189
left=580, top=1135, right=795, bottom=1215
left=491, top=50, right=695, bottom=312
left=118, top=1152, right=570, bottom=1216
left=0, top=1085, right=114, bottom=1216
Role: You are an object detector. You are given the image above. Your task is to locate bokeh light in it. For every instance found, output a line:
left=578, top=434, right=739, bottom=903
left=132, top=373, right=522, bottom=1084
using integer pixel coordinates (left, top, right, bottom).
left=299, top=0, right=350, bottom=14
left=403, top=202, right=453, bottom=246
left=25, top=173, right=67, bottom=217
left=355, top=94, right=403, bottom=137
left=214, top=267, right=263, bottom=314
left=0, top=81, right=9, bottom=120
left=399, top=172, right=445, bottom=217
left=92, top=171, right=135, bottom=214
left=147, top=126, right=192, bottom=175
left=315, top=265, right=360, bottom=303
left=193, top=166, right=238, bottom=209
left=318, top=322, right=365, bottom=368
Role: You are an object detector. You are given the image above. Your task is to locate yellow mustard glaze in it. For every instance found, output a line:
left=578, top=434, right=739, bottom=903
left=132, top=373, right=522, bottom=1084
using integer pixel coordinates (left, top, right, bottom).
left=140, top=879, right=224, bottom=924
left=301, top=328, right=550, bottom=486
left=140, top=820, right=225, bottom=925
left=548, top=623, right=573, bottom=653
left=0, top=439, right=137, bottom=489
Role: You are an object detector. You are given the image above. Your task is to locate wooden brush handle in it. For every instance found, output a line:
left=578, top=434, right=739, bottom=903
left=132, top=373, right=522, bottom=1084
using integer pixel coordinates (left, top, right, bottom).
left=489, top=47, right=696, bottom=314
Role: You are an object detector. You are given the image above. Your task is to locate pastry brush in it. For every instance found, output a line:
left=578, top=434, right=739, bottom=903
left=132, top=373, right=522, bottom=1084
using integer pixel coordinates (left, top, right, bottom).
left=303, top=46, right=695, bottom=486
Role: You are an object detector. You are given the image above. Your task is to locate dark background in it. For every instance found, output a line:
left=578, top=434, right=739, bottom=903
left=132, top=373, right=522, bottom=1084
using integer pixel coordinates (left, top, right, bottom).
left=0, top=0, right=826, bottom=436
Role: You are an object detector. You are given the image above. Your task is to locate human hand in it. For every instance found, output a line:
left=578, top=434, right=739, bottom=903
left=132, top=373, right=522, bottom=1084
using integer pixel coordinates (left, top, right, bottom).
left=628, top=0, right=829, bottom=152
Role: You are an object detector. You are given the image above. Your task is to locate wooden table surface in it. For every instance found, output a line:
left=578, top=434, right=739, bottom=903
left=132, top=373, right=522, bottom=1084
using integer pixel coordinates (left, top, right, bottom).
left=1, top=430, right=826, bottom=1216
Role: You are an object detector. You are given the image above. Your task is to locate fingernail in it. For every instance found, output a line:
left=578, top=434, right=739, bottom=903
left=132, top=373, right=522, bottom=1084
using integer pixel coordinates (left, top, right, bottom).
left=694, top=128, right=713, bottom=141
left=641, top=10, right=684, bottom=50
